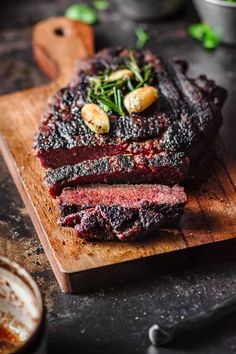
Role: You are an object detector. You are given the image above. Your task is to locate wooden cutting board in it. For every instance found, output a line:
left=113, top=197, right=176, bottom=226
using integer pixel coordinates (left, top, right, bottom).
left=0, top=17, right=236, bottom=293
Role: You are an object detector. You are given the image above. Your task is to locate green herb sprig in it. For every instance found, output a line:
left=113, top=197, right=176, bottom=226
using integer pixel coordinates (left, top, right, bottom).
left=93, top=0, right=110, bottom=10
left=88, top=90, right=124, bottom=114
left=126, top=50, right=153, bottom=88
left=87, top=50, right=154, bottom=115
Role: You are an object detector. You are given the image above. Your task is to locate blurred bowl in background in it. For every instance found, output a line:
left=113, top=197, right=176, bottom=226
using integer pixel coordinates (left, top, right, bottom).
left=0, top=256, right=46, bottom=353
left=193, top=0, right=236, bottom=45
left=114, top=0, right=184, bottom=21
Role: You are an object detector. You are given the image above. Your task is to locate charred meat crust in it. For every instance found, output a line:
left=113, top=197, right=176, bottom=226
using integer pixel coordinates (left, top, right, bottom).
left=45, top=152, right=189, bottom=197
left=58, top=184, right=187, bottom=241
left=74, top=203, right=185, bottom=241
left=34, top=48, right=227, bottom=169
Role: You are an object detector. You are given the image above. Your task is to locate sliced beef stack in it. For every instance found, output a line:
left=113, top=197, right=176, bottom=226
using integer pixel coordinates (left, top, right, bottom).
left=59, top=184, right=186, bottom=241
left=34, top=48, right=227, bottom=241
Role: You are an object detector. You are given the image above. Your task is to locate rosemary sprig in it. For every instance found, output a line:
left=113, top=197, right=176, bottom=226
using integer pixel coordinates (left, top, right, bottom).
left=89, top=89, right=124, bottom=115
left=113, top=87, right=124, bottom=115
left=126, top=50, right=154, bottom=89
left=127, top=79, right=134, bottom=91
left=127, top=50, right=143, bottom=83
left=135, top=63, right=153, bottom=89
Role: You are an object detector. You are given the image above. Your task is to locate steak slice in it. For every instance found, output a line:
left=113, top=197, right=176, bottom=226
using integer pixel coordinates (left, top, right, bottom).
left=45, top=151, right=189, bottom=197
left=34, top=107, right=169, bottom=169
left=34, top=48, right=227, bottom=169
left=58, top=184, right=187, bottom=241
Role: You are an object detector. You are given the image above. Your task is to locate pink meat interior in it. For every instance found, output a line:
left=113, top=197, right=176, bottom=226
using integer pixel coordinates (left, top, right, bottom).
left=59, top=184, right=186, bottom=209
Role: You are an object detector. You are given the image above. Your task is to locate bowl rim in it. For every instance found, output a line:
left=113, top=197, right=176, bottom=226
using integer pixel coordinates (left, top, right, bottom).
left=197, top=0, right=236, bottom=8
left=0, top=256, right=44, bottom=353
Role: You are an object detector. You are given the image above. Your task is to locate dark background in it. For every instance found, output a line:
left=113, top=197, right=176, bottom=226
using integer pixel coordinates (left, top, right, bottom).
left=1, top=1, right=236, bottom=353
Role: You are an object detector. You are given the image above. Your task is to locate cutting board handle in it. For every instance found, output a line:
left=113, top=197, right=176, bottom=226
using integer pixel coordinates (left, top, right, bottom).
left=32, top=17, right=94, bottom=82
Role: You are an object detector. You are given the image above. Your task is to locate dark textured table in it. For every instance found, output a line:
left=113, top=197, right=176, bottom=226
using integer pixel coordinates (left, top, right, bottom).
left=1, top=1, right=236, bottom=353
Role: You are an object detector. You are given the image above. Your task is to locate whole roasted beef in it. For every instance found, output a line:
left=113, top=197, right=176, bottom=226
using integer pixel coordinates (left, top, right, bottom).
left=33, top=47, right=227, bottom=242
left=58, top=184, right=187, bottom=241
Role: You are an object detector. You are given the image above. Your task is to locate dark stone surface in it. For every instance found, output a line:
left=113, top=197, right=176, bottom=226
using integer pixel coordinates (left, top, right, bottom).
left=1, top=1, right=236, bottom=353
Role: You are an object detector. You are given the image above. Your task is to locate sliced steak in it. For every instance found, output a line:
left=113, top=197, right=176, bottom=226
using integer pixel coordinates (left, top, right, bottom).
left=34, top=106, right=169, bottom=169
left=59, top=184, right=187, bottom=241
left=45, top=151, right=189, bottom=197
left=34, top=48, right=227, bottom=169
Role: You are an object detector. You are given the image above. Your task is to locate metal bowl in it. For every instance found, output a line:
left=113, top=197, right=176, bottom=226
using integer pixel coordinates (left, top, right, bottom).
left=193, top=0, right=236, bottom=44
left=114, top=0, right=184, bottom=21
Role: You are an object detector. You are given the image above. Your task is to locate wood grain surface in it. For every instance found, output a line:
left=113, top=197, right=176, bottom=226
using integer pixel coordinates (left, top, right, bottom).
left=0, top=16, right=236, bottom=293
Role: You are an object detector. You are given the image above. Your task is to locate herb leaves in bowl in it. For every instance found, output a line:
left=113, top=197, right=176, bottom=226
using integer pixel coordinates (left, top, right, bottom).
left=193, top=0, right=236, bottom=44
left=189, top=23, right=220, bottom=49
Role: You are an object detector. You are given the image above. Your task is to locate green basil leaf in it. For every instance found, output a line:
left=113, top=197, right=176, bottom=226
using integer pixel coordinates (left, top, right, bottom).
left=203, top=34, right=220, bottom=49
left=189, top=23, right=208, bottom=41
left=65, top=4, right=97, bottom=24
left=136, top=27, right=149, bottom=49
left=93, top=0, right=109, bottom=11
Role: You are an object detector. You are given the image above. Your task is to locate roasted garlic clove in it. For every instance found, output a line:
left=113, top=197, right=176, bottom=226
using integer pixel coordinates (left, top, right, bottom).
left=124, top=86, right=158, bottom=114
left=81, top=103, right=110, bottom=134
left=107, top=69, right=134, bottom=82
